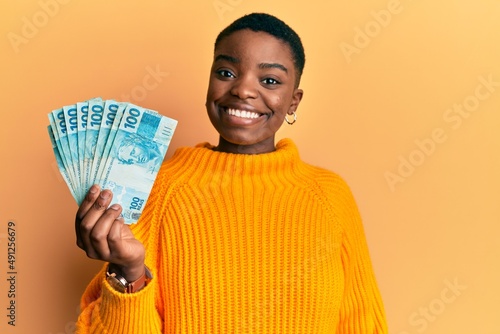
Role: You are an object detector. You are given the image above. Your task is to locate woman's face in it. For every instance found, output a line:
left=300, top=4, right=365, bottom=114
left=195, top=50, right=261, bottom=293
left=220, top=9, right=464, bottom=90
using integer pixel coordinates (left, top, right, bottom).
left=205, top=29, right=303, bottom=154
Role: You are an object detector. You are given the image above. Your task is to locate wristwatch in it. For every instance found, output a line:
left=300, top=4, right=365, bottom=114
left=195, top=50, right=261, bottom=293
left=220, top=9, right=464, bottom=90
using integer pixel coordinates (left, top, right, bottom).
left=106, top=265, right=153, bottom=293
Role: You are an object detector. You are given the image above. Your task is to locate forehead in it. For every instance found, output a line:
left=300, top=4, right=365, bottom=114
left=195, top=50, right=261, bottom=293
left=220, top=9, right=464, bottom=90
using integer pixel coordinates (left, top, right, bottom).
left=214, top=30, right=295, bottom=66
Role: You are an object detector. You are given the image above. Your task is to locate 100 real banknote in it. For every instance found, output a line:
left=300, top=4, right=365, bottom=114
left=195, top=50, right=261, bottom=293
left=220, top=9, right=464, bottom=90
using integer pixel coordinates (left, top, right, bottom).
left=48, top=98, right=178, bottom=224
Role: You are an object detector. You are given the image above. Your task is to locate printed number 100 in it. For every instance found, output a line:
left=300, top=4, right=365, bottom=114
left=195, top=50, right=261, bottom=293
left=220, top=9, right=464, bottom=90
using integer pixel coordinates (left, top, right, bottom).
left=130, top=197, right=145, bottom=210
left=124, top=108, right=141, bottom=129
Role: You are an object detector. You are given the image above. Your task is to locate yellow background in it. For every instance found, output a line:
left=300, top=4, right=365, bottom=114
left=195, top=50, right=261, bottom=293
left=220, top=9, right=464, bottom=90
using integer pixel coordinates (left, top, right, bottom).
left=1, top=0, right=499, bottom=333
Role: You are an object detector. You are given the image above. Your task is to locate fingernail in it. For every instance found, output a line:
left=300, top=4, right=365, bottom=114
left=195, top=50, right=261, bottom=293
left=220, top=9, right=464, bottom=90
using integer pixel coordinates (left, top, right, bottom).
left=90, top=185, right=98, bottom=194
left=110, top=204, right=120, bottom=210
left=100, top=191, right=110, bottom=200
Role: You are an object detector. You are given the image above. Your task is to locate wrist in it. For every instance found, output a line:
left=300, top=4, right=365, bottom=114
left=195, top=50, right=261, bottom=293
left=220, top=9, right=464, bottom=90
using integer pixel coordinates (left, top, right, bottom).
left=106, top=263, right=153, bottom=294
left=108, top=262, right=145, bottom=282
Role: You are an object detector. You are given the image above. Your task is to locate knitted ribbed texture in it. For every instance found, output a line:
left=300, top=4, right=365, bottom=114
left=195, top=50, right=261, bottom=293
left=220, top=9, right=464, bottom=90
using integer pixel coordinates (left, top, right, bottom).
left=76, top=138, right=387, bottom=333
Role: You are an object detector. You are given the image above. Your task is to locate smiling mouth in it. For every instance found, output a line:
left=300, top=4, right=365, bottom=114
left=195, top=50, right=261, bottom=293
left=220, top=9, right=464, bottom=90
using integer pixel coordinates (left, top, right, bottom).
left=223, top=107, right=264, bottom=119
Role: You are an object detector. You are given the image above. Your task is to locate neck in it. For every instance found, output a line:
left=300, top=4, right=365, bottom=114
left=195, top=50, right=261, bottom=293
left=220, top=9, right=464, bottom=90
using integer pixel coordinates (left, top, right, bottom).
left=213, top=136, right=276, bottom=155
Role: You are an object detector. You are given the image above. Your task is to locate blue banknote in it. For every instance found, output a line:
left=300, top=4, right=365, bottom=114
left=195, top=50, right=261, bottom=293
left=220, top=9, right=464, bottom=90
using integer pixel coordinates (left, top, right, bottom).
left=63, top=104, right=83, bottom=201
left=84, top=97, right=104, bottom=190
left=48, top=98, right=177, bottom=224
left=95, top=104, right=177, bottom=223
left=94, top=100, right=127, bottom=183
left=49, top=109, right=80, bottom=197
left=47, top=125, right=76, bottom=200
left=76, top=100, right=89, bottom=192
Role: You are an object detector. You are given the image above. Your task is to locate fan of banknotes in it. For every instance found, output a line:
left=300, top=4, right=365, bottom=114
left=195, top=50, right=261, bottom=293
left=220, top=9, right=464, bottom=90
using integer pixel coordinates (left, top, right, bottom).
left=47, top=97, right=178, bottom=224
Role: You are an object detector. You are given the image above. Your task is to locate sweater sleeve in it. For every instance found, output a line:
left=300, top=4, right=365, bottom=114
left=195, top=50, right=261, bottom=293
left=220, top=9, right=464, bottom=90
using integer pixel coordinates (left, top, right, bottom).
left=317, top=173, right=388, bottom=333
left=75, top=264, right=162, bottom=334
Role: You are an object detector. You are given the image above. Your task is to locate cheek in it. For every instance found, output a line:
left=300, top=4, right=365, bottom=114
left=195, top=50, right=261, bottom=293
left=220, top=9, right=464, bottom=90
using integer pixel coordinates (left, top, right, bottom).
left=206, top=77, right=228, bottom=100
left=266, top=94, right=288, bottom=113
left=206, top=79, right=218, bottom=103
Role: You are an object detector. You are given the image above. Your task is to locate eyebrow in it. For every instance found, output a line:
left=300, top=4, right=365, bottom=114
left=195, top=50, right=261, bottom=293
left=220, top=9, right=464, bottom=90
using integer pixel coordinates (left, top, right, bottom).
left=214, top=54, right=239, bottom=63
left=214, top=54, right=288, bottom=74
left=258, top=62, right=288, bottom=74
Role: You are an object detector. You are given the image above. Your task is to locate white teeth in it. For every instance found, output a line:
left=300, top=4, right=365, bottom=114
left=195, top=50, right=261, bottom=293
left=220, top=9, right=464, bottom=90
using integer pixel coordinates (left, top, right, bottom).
left=226, top=108, right=260, bottom=119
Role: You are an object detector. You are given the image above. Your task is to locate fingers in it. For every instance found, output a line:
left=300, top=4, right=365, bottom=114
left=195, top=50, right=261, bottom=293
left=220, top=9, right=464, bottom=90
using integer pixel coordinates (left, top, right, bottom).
left=82, top=189, right=114, bottom=230
left=75, top=185, right=102, bottom=249
left=86, top=205, right=124, bottom=260
left=107, top=217, right=126, bottom=258
left=76, top=185, right=100, bottom=221
left=75, top=186, right=123, bottom=261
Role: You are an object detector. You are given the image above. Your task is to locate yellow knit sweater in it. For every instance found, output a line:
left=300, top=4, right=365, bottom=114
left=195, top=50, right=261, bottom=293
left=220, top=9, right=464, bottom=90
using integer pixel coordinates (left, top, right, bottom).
left=76, top=138, right=387, bottom=333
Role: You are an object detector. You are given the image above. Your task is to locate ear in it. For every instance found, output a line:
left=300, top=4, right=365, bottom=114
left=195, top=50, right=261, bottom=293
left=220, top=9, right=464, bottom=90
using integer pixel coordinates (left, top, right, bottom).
left=288, top=88, right=303, bottom=115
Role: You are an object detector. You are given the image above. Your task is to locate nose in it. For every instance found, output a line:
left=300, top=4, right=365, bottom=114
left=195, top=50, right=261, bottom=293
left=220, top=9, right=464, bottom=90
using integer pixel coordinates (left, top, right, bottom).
left=230, top=75, right=258, bottom=99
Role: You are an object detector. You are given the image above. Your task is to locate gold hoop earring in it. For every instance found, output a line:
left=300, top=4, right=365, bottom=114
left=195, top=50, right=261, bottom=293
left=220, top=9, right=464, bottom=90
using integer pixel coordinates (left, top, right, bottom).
left=285, top=112, right=297, bottom=125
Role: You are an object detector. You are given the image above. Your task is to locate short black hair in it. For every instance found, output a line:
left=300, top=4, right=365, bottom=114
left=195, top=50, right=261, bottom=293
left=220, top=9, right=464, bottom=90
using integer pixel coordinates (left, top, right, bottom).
left=214, top=13, right=305, bottom=86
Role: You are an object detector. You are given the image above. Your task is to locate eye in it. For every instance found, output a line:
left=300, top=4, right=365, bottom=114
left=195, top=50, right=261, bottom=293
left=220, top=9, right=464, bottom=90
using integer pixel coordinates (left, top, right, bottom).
left=216, top=69, right=235, bottom=78
left=262, top=77, right=280, bottom=85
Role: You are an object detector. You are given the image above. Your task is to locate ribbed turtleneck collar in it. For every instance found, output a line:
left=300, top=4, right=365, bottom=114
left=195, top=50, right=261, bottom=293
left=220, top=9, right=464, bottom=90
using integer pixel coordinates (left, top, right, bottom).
left=169, top=138, right=301, bottom=176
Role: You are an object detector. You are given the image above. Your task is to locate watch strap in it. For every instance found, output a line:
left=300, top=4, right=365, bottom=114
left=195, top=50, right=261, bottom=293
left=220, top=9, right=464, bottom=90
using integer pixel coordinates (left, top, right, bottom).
left=106, top=265, right=153, bottom=293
